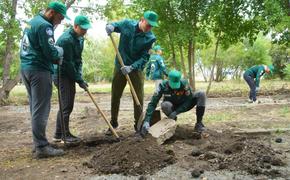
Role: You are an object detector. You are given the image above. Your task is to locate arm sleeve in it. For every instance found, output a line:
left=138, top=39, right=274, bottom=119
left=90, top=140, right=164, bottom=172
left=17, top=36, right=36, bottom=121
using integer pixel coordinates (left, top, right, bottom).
left=158, top=57, right=168, bottom=76
left=131, top=39, right=156, bottom=70
left=38, top=24, right=61, bottom=62
left=145, top=61, right=151, bottom=78
left=111, top=19, right=127, bottom=33
left=255, top=67, right=264, bottom=87
left=143, top=86, right=163, bottom=123
left=57, top=39, right=84, bottom=83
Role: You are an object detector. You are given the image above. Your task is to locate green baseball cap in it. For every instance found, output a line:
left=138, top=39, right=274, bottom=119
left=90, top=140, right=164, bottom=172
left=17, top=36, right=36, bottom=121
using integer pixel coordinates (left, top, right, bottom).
left=144, top=10, right=159, bottom=27
left=48, top=1, right=70, bottom=20
left=168, top=70, right=182, bottom=89
left=153, top=45, right=163, bottom=51
left=74, top=15, right=91, bottom=29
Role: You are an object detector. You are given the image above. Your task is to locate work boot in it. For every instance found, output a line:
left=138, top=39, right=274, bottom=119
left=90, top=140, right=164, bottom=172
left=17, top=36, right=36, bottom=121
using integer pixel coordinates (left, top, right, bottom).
left=194, top=122, right=206, bottom=133
left=105, top=120, right=118, bottom=136
left=53, top=132, right=81, bottom=143
left=33, top=145, right=64, bottom=159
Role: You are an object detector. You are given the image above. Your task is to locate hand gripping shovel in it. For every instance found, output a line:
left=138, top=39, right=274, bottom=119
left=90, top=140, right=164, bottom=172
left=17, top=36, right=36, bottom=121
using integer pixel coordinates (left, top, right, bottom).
left=109, top=34, right=145, bottom=132
left=85, top=87, right=120, bottom=141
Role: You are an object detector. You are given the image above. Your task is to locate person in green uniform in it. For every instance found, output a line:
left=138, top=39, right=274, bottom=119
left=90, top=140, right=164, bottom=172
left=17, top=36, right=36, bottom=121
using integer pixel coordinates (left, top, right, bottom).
left=243, top=65, right=274, bottom=103
left=105, top=11, right=158, bottom=133
left=53, top=15, right=91, bottom=143
left=141, top=70, right=207, bottom=136
left=146, top=45, right=168, bottom=93
left=20, top=1, right=69, bottom=158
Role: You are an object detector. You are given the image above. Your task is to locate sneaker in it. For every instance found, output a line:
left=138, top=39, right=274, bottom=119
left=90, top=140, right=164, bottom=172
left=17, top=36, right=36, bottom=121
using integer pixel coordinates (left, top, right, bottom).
left=247, top=99, right=253, bottom=103
left=194, top=122, right=206, bottom=133
left=33, top=145, right=64, bottom=159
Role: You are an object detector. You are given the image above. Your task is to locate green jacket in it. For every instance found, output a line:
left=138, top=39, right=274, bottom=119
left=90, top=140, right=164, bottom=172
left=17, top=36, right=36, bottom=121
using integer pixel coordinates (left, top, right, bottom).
left=53, top=27, right=85, bottom=84
left=146, top=54, right=167, bottom=80
left=20, top=13, right=61, bottom=73
left=111, top=19, right=156, bottom=71
left=144, top=79, right=193, bottom=123
left=244, top=65, right=266, bottom=87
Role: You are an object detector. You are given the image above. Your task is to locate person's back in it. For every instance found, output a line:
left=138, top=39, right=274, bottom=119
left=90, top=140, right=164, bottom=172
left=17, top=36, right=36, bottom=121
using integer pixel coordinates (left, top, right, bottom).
left=244, top=65, right=265, bottom=79
left=20, top=14, right=60, bottom=73
left=147, top=54, right=166, bottom=80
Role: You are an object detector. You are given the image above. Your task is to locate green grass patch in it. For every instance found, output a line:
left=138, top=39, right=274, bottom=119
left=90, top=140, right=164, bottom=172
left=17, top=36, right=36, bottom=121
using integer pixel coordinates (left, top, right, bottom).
left=204, top=112, right=234, bottom=123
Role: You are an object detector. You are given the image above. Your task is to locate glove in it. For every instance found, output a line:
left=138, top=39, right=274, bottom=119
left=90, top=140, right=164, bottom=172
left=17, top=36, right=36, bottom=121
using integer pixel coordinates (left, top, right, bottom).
left=168, top=111, right=177, bottom=120
left=121, top=65, right=133, bottom=75
left=55, top=46, right=64, bottom=65
left=255, top=87, right=260, bottom=92
left=105, top=24, right=114, bottom=35
left=79, top=81, right=88, bottom=90
left=141, top=121, right=150, bottom=136
left=55, top=45, right=64, bottom=57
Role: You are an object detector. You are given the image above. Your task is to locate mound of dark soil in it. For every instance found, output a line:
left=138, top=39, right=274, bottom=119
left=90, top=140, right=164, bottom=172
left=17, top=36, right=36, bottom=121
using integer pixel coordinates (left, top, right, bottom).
left=87, top=135, right=176, bottom=175
left=196, top=133, right=286, bottom=177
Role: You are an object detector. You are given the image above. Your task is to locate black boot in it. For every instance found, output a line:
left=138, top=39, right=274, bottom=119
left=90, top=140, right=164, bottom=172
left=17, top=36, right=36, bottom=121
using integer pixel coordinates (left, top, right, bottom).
left=194, top=106, right=206, bottom=133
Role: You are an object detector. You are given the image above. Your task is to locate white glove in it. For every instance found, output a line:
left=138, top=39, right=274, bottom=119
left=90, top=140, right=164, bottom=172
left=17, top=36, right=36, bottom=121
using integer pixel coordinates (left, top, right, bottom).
left=256, top=87, right=260, bottom=92
left=141, top=121, right=150, bottom=136
left=55, top=46, right=64, bottom=58
left=121, top=65, right=133, bottom=75
left=105, top=24, right=114, bottom=35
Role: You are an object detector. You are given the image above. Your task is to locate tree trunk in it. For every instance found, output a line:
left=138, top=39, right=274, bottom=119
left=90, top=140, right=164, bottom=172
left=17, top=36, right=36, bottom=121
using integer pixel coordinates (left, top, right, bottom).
left=192, top=41, right=196, bottom=91
left=168, top=32, right=178, bottom=69
left=0, top=0, right=18, bottom=103
left=0, top=0, right=76, bottom=104
left=206, top=32, right=221, bottom=95
left=215, top=59, right=224, bottom=82
left=179, top=45, right=187, bottom=78
left=188, top=39, right=194, bottom=89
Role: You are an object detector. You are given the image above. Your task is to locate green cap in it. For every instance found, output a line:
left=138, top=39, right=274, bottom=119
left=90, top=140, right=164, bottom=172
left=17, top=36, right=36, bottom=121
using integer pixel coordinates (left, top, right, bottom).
left=48, top=1, right=70, bottom=20
left=144, top=11, right=158, bottom=27
left=153, top=45, right=163, bottom=51
left=74, top=15, right=91, bottom=29
left=268, top=65, right=274, bottom=73
left=168, top=70, right=182, bottom=89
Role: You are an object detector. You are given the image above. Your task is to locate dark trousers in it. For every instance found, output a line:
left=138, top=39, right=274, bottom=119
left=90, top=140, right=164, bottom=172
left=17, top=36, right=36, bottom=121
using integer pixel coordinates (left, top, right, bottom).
left=21, top=70, right=52, bottom=148
left=111, top=68, right=144, bottom=127
left=243, top=73, right=256, bottom=101
left=54, top=76, right=76, bottom=135
left=161, top=91, right=206, bottom=123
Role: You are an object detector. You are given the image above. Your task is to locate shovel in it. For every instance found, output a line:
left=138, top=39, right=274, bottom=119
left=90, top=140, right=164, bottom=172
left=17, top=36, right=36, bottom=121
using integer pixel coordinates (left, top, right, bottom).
left=85, top=88, right=120, bottom=141
left=109, top=34, right=145, bottom=131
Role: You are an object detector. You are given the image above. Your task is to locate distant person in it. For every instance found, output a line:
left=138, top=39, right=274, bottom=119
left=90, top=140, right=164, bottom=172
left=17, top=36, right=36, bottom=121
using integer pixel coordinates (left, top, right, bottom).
left=53, top=15, right=91, bottom=143
left=20, top=1, right=69, bottom=158
left=243, top=65, right=274, bottom=103
left=141, top=70, right=207, bottom=136
left=105, top=11, right=158, bottom=133
left=146, top=45, right=168, bottom=93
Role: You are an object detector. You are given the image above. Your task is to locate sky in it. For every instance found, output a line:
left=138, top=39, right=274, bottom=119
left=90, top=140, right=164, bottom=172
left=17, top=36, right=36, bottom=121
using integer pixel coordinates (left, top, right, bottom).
left=54, top=0, right=108, bottom=40
left=16, top=0, right=108, bottom=40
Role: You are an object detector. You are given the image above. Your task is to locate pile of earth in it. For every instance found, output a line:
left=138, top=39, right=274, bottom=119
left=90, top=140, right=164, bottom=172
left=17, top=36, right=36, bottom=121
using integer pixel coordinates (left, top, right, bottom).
left=190, top=130, right=287, bottom=178
left=86, top=135, right=176, bottom=175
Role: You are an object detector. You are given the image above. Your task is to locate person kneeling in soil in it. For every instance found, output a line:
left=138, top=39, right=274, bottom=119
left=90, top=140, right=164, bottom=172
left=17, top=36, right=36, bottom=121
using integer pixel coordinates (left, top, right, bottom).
left=53, top=15, right=92, bottom=143
left=243, top=65, right=274, bottom=103
left=141, top=70, right=207, bottom=136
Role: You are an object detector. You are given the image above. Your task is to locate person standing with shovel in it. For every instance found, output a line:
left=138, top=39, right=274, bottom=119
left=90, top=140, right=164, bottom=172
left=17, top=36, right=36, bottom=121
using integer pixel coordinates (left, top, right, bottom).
left=53, top=15, right=91, bottom=143
left=20, top=1, right=69, bottom=158
left=105, top=11, right=158, bottom=134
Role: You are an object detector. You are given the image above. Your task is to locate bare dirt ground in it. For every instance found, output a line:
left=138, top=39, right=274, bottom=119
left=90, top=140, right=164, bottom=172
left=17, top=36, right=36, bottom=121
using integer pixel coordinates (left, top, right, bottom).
left=1, top=91, right=290, bottom=180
